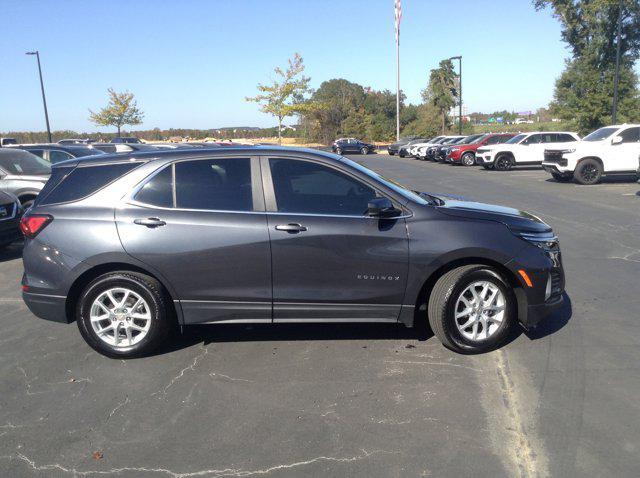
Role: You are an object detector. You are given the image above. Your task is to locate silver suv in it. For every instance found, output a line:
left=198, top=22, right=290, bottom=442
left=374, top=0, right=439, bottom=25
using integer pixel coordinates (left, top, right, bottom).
left=0, top=148, right=51, bottom=208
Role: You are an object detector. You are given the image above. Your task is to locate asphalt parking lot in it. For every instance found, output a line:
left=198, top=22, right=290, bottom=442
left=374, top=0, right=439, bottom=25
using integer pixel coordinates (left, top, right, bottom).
left=1, top=154, right=639, bottom=477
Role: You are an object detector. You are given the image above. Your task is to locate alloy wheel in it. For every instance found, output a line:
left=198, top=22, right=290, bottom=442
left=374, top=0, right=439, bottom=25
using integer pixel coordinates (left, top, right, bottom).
left=454, top=281, right=505, bottom=341
left=581, top=164, right=598, bottom=182
left=462, top=153, right=475, bottom=166
left=89, top=288, right=152, bottom=348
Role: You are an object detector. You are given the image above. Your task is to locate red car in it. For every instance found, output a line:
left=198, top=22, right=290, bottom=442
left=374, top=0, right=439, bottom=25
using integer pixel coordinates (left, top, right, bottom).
left=447, top=133, right=517, bottom=166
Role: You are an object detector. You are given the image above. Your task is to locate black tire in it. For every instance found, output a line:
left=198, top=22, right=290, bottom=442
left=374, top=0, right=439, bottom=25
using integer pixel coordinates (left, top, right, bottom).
left=573, top=159, right=602, bottom=185
left=494, top=154, right=513, bottom=171
left=427, top=265, right=515, bottom=354
left=388, top=151, right=395, bottom=156
left=399, top=151, right=406, bottom=158
left=551, top=172, right=572, bottom=182
left=360, top=147, right=368, bottom=155
left=461, top=152, right=476, bottom=166
left=76, top=271, right=174, bottom=358
left=482, top=164, right=494, bottom=170
left=335, top=147, right=343, bottom=155
left=20, top=199, right=35, bottom=210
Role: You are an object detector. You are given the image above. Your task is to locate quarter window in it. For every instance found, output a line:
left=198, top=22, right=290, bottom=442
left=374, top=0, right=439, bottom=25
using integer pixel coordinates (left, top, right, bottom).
left=269, top=158, right=377, bottom=215
left=175, top=158, right=253, bottom=211
left=134, top=166, right=174, bottom=208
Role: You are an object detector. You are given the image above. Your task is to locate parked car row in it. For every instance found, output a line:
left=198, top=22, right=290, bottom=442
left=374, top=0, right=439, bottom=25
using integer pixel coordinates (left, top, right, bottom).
left=387, top=125, right=640, bottom=185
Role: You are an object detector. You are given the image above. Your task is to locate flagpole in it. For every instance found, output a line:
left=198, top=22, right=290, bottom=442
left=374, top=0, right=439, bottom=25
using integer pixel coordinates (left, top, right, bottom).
left=396, top=45, right=400, bottom=141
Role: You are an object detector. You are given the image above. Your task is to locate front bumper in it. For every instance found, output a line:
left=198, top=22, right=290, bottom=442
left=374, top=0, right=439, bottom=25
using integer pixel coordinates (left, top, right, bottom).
left=542, top=163, right=572, bottom=175
left=508, top=246, right=565, bottom=329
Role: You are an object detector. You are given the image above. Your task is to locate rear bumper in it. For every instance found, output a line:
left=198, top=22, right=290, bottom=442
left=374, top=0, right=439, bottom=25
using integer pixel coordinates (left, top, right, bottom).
left=22, top=291, right=71, bottom=323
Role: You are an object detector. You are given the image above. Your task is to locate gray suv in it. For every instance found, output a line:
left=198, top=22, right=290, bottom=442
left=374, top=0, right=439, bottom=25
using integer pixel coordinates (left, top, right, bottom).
left=0, top=148, right=51, bottom=208
left=21, top=147, right=565, bottom=358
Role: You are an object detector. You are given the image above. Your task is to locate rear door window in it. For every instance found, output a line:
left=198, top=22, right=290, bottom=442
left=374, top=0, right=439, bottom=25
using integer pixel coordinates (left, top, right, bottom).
left=556, top=133, right=577, bottom=142
left=174, top=158, right=253, bottom=211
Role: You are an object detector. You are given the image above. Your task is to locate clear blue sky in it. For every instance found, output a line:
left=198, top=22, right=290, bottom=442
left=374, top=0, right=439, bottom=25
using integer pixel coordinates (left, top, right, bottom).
left=0, top=0, right=592, bottom=132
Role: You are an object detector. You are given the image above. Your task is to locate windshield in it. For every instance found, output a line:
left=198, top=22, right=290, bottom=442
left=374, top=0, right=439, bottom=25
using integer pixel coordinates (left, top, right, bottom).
left=462, top=134, right=486, bottom=144
left=340, top=157, right=429, bottom=205
left=0, top=149, right=51, bottom=175
left=505, top=134, right=527, bottom=144
left=442, top=137, right=461, bottom=144
left=582, top=127, right=618, bottom=142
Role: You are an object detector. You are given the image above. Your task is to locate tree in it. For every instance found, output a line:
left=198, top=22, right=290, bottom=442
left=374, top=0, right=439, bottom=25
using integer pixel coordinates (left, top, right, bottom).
left=534, top=0, right=640, bottom=133
left=89, top=88, right=144, bottom=137
left=246, top=53, right=311, bottom=144
left=424, top=60, right=457, bottom=134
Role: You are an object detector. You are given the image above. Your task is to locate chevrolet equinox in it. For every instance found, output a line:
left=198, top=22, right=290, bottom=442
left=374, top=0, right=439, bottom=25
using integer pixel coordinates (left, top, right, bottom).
left=21, top=147, right=565, bottom=357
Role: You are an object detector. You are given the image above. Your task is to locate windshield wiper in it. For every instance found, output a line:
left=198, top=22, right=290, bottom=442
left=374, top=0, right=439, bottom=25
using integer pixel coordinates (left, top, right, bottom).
left=414, top=191, right=444, bottom=206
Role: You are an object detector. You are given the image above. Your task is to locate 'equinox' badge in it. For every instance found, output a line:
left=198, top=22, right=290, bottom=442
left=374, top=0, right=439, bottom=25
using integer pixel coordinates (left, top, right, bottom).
left=357, top=274, right=400, bottom=281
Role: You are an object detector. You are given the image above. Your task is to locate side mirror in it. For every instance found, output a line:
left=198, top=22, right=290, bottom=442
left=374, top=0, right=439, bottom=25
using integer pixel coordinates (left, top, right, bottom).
left=611, top=136, right=623, bottom=145
left=367, top=197, right=401, bottom=218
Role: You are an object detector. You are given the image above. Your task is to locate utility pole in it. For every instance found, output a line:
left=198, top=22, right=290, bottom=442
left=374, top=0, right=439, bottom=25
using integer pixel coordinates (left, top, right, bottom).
left=450, top=56, right=462, bottom=134
left=26, top=51, right=52, bottom=142
left=612, top=0, right=623, bottom=124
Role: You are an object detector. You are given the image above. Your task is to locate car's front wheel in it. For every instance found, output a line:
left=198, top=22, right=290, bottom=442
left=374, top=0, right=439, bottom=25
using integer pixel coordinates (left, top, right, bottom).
left=428, top=265, right=514, bottom=354
left=494, top=154, right=513, bottom=171
left=574, top=159, right=602, bottom=185
left=461, top=152, right=476, bottom=166
left=76, top=271, right=173, bottom=358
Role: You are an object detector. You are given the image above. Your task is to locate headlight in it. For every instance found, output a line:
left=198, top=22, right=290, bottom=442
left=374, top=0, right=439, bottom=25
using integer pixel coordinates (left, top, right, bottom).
left=513, top=229, right=559, bottom=251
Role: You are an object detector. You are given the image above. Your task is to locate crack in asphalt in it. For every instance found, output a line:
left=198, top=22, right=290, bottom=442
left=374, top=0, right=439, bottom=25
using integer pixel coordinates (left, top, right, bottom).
left=2, top=449, right=398, bottom=477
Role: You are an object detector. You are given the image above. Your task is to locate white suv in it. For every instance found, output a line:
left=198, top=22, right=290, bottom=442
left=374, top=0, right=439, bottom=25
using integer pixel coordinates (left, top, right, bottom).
left=477, top=132, right=580, bottom=171
left=542, top=124, right=640, bottom=185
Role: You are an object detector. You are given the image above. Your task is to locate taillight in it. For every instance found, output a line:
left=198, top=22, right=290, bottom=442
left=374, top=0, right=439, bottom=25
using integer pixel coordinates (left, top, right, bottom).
left=20, top=214, right=53, bottom=239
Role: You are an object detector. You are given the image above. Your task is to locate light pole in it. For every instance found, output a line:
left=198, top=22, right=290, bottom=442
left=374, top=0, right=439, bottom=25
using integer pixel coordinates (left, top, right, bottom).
left=26, top=51, right=52, bottom=143
left=612, top=0, right=623, bottom=124
left=449, top=56, right=462, bottom=134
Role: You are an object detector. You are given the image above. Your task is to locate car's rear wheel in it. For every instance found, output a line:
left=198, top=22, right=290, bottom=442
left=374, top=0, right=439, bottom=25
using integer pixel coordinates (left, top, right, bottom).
left=399, top=151, right=406, bottom=158
left=388, top=151, right=395, bottom=156
left=360, top=147, right=368, bottom=155
left=335, top=147, right=343, bottom=155
left=574, top=159, right=602, bottom=185
left=461, top=152, right=476, bottom=166
left=428, top=265, right=514, bottom=354
left=494, top=154, right=513, bottom=171
left=76, top=272, right=173, bottom=358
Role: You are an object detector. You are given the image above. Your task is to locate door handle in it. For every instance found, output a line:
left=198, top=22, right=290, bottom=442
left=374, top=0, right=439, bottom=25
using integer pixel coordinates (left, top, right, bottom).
left=275, top=223, right=307, bottom=233
left=134, top=217, right=166, bottom=228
